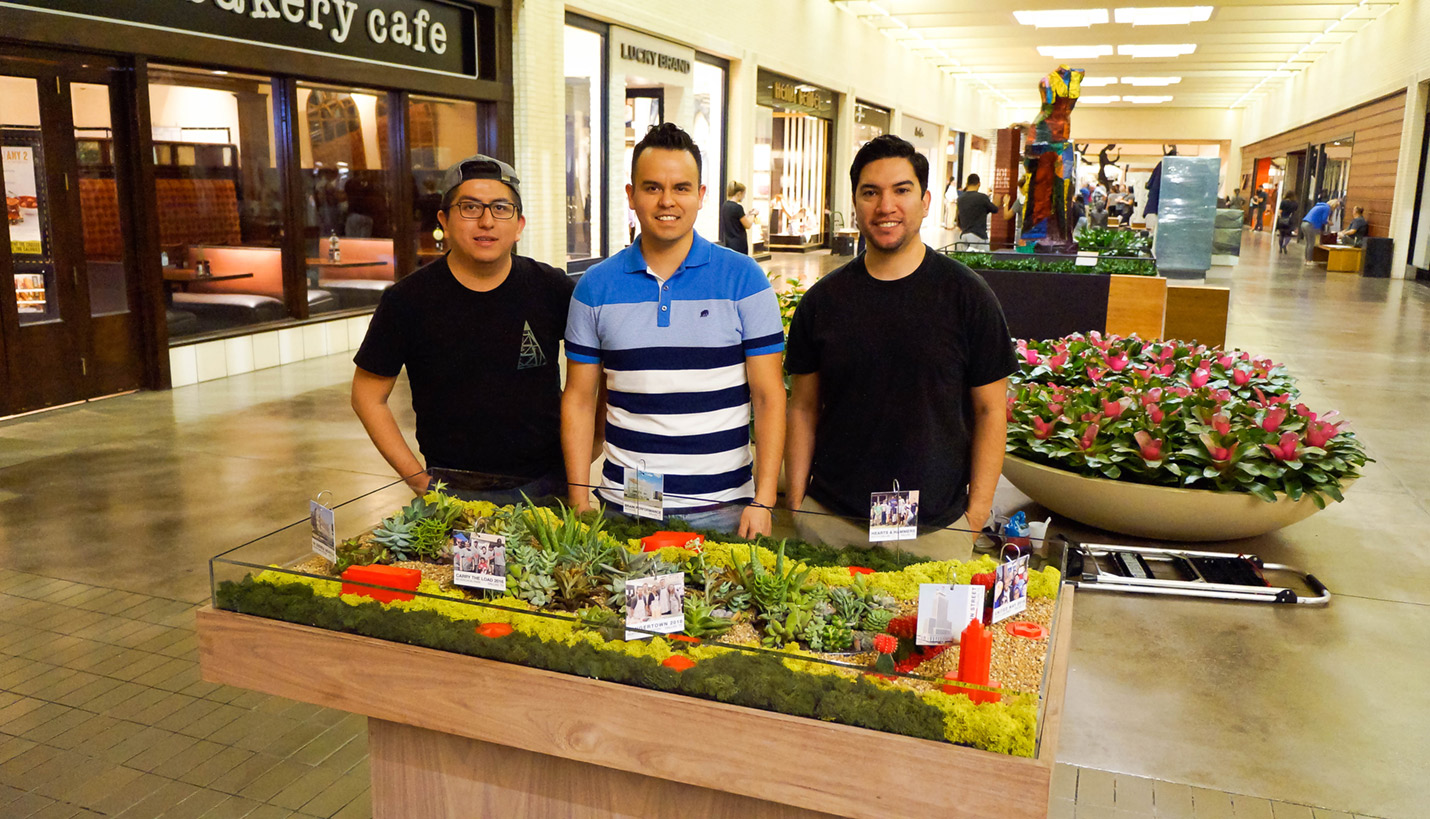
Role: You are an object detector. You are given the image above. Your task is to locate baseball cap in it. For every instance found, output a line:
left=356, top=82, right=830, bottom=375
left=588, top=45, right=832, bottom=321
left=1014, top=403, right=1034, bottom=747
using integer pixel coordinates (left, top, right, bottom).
left=440, top=154, right=522, bottom=211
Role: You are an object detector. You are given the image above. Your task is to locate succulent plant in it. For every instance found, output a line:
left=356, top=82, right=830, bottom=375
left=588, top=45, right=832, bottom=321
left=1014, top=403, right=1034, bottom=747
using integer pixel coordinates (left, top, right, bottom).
left=828, top=586, right=868, bottom=625
left=730, top=540, right=812, bottom=616
left=601, top=548, right=682, bottom=609
left=333, top=537, right=387, bottom=574
left=861, top=607, right=895, bottom=634
left=761, top=605, right=813, bottom=648
left=508, top=564, right=556, bottom=608
left=552, top=564, right=603, bottom=611
left=577, top=606, right=624, bottom=642
left=524, top=499, right=619, bottom=571
left=683, top=597, right=734, bottom=639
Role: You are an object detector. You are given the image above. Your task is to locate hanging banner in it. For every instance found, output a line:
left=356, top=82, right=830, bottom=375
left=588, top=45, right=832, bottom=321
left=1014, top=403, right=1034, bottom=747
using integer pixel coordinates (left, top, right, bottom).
left=3, top=142, right=43, bottom=256
left=3, top=0, right=478, bottom=77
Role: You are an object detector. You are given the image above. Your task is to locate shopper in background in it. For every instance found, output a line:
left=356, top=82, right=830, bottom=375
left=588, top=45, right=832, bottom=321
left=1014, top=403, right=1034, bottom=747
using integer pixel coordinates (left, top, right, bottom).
left=1071, top=194, right=1087, bottom=233
left=1339, top=206, right=1369, bottom=247
left=1276, top=194, right=1299, bottom=254
left=351, top=155, right=573, bottom=502
left=784, top=135, right=1017, bottom=561
left=1229, top=187, right=1248, bottom=214
left=719, top=181, right=758, bottom=255
left=562, top=123, right=785, bottom=538
left=952, top=173, right=1014, bottom=251
left=1250, top=187, right=1268, bottom=232
left=1300, top=197, right=1337, bottom=263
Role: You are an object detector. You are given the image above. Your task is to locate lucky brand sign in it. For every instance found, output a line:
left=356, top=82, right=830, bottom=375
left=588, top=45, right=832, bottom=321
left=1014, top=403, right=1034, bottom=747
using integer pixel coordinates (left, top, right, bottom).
left=5, top=0, right=477, bottom=77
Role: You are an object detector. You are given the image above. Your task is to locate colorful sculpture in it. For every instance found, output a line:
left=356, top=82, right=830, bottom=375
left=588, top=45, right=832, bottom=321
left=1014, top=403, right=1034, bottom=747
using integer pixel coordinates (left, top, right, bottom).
left=1020, top=65, right=1084, bottom=253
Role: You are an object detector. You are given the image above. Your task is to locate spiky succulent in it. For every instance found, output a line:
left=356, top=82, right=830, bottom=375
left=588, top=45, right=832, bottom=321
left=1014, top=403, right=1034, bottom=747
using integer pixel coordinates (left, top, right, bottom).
left=577, top=606, right=624, bottom=641
left=683, top=597, right=734, bottom=639
left=601, top=548, right=682, bottom=609
left=828, top=586, right=868, bottom=625
left=730, top=540, right=812, bottom=615
left=552, top=564, right=604, bottom=611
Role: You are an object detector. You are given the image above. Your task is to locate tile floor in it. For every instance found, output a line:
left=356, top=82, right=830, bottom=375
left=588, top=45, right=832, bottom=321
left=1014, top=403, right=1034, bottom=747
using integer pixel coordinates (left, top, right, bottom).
left=0, top=230, right=1423, bottom=817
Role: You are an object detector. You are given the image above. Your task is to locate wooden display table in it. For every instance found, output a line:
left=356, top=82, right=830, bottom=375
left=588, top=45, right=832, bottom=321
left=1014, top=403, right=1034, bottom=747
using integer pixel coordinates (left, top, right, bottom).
left=197, top=589, right=1074, bottom=819
left=1317, top=244, right=1364, bottom=273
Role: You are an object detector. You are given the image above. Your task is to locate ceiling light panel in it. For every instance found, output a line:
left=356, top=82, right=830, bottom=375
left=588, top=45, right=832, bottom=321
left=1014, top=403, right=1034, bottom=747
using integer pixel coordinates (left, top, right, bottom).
left=1120, top=76, right=1181, bottom=85
left=1013, top=9, right=1110, bottom=28
left=1078, top=95, right=1122, bottom=104
left=1080, top=76, right=1120, bottom=86
left=1116, top=43, right=1196, bottom=58
left=1037, top=45, right=1115, bottom=59
left=1122, top=95, right=1174, bottom=103
left=1113, top=6, right=1213, bottom=26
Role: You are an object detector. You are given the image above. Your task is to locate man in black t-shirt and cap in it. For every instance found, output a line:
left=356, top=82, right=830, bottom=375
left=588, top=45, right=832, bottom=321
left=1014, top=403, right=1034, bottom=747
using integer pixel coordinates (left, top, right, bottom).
left=784, top=135, right=1017, bottom=561
left=953, top=173, right=1014, bottom=251
left=351, top=154, right=575, bottom=503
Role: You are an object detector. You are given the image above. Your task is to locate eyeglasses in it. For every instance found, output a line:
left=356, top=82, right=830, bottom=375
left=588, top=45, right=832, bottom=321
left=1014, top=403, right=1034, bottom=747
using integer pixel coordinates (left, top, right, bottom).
left=452, top=200, right=518, bottom=220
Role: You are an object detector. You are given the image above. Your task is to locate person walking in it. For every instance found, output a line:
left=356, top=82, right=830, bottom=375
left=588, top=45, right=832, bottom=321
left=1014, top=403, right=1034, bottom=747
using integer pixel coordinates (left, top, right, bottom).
left=1276, top=194, right=1299, bottom=254
left=1250, top=188, right=1268, bottom=232
left=952, top=173, right=1014, bottom=251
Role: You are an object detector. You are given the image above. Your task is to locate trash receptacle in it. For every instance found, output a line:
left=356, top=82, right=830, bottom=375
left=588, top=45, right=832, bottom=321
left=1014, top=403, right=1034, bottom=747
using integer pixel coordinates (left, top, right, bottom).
left=1363, top=237, right=1393, bottom=278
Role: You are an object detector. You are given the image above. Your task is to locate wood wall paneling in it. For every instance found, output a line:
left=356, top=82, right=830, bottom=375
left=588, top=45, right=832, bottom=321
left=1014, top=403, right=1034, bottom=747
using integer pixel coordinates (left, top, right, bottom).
left=1241, top=92, right=1407, bottom=238
left=1104, top=275, right=1167, bottom=340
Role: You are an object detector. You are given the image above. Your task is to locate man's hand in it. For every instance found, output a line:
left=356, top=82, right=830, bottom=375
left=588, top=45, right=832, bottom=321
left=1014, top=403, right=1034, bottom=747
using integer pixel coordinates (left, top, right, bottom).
left=964, top=502, right=993, bottom=534
left=738, top=504, right=774, bottom=539
left=405, top=471, right=431, bottom=497
left=569, top=492, right=593, bottom=516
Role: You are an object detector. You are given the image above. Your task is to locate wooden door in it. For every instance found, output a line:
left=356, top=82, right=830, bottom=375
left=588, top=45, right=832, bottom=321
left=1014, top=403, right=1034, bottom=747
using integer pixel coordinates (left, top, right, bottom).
left=0, top=46, right=146, bottom=415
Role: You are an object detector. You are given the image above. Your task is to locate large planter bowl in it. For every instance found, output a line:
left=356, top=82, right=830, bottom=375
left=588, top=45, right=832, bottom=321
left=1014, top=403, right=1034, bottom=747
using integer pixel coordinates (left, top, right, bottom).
left=1001, top=453, right=1351, bottom=541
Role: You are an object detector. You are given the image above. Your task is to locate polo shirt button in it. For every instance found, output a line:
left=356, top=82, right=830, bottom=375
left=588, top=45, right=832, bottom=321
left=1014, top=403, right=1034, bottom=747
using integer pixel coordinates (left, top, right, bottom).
left=660, top=305, right=668, bottom=311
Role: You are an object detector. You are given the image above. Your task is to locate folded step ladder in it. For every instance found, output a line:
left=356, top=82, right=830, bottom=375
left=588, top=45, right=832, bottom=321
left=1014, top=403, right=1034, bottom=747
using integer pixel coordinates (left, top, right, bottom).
left=1059, top=538, right=1331, bottom=606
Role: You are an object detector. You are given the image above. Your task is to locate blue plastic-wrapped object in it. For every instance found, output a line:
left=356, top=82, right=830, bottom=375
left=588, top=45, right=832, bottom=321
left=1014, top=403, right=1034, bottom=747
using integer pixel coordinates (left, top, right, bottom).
left=1154, top=156, right=1219, bottom=278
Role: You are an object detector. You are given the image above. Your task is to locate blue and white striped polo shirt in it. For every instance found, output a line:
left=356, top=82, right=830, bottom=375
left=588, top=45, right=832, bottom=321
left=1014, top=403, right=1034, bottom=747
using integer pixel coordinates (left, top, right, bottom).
left=565, top=233, right=784, bottom=511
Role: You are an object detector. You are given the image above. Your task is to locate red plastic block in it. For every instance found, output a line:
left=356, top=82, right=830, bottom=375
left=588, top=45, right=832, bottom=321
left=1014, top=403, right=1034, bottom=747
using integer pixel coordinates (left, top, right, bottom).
left=340, top=564, right=422, bottom=603
left=641, top=531, right=705, bottom=552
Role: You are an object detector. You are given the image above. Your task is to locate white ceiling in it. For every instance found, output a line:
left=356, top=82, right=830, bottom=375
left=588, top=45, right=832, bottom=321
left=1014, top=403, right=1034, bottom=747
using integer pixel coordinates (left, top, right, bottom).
left=830, top=0, right=1400, bottom=110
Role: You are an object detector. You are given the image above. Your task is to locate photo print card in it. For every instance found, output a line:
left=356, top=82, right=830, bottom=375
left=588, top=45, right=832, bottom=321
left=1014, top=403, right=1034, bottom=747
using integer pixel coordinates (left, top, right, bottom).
left=624, top=571, right=685, bottom=640
left=992, top=554, right=1031, bottom=623
left=453, top=532, right=508, bottom=592
left=916, top=584, right=982, bottom=646
left=869, top=490, right=919, bottom=542
left=623, top=467, right=664, bottom=520
left=309, top=499, right=336, bottom=563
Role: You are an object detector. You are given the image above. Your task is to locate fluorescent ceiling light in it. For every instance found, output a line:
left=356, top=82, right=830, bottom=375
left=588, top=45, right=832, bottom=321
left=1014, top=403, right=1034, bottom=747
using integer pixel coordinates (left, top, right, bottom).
left=1080, top=76, right=1120, bottom=86
left=1014, top=9, right=1110, bottom=28
left=1078, top=95, right=1122, bottom=103
left=1117, top=43, right=1196, bottom=58
left=1120, top=76, right=1181, bottom=85
left=1037, top=45, right=1115, bottom=58
left=1122, top=95, right=1174, bottom=103
left=1114, top=6, right=1213, bottom=26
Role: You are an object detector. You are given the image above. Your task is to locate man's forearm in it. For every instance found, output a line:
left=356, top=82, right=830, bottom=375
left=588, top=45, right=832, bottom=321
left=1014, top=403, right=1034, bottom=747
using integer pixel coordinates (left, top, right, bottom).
left=561, top=394, right=596, bottom=507
left=751, top=393, right=785, bottom=508
left=353, top=400, right=425, bottom=483
left=967, top=406, right=1007, bottom=518
left=784, top=374, right=819, bottom=510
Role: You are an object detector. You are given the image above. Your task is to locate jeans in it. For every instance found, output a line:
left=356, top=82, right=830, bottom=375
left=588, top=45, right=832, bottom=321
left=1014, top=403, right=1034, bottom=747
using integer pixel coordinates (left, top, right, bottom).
left=1300, top=221, right=1319, bottom=261
left=426, top=467, right=567, bottom=506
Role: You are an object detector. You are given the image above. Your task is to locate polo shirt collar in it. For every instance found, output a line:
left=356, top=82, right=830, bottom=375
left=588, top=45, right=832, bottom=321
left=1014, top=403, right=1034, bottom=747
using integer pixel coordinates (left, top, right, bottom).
left=619, top=232, right=714, bottom=275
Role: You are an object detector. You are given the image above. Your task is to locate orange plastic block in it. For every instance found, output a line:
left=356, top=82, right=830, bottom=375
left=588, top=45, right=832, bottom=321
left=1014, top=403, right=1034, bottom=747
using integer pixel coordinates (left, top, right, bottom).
left=662, top=655, right=697, bottom=672
left=641, top=531, right=705, bottom=552
left=475, top=622, right=513, bottom=639
left=340, top=564, right=421, bottom=603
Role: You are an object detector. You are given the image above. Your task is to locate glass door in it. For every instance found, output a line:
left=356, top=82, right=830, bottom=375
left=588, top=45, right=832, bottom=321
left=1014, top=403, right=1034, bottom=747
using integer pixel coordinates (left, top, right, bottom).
left=0, top=47, right=145, bottom=415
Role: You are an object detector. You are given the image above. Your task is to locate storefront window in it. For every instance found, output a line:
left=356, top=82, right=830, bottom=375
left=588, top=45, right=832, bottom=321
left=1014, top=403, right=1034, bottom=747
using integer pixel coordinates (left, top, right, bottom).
left=755, top=71, right=835, bottom=251
left=3, top=75, right=55, bottom=325
left=854, top=101, right=889, bottom=150
left=410, top=94, right=479, bottom=266
left=692, top=58, right=726, bottom=243
left=565, top=23, right=604, bottom=266
left=147, top=65, right=283, bottom=338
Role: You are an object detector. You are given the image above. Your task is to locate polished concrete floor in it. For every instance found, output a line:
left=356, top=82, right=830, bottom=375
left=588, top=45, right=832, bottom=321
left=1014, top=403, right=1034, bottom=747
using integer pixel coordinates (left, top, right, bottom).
left=0, top=230, right=1423, bottom=817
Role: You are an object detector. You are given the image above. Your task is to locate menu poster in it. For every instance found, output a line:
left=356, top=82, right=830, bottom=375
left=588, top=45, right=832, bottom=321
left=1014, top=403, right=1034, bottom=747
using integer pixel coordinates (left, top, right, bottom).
left=3, top=133, right=47, bottom=257
left=13, top=272, right=46, bottom=314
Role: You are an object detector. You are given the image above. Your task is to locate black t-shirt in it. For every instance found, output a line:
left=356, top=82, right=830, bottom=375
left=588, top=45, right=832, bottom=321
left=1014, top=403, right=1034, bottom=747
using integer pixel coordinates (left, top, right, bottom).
left=1346, top=217, right=1368, bottom=238
left=955, top=190, right=999, bottom=238
left=785, top=247, right=1018, bottom=527
left=353, top=255, right=575, bottom=480
left=720, top=200, right=748, bottom=253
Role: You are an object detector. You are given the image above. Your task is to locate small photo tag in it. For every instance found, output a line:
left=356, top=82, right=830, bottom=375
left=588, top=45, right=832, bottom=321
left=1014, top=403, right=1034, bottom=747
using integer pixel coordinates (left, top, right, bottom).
left=309, top=500, right=336, bottom=563
left=623, top=467, right=665, bottom=520
left=992, top=554, right=1031, bottom=623
left=916, top=584, right=983, bottom=646
left=453, top=532, right=507, bottom=592
left=869, top=490, right=919, bottom=542
left=1075, top=251, right=1100, bottom=267
left=624, top=571, right=685, bottom=641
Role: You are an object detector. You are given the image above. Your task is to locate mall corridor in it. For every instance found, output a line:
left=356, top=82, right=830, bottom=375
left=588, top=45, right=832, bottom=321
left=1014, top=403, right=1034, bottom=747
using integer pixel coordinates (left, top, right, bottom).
left=0, top=232, right=1425, bottom=817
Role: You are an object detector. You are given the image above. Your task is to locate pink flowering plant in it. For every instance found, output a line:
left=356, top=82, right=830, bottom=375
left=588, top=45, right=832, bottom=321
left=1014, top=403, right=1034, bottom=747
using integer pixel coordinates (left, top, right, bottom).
left=1006, top=332, right=1370, bottom=506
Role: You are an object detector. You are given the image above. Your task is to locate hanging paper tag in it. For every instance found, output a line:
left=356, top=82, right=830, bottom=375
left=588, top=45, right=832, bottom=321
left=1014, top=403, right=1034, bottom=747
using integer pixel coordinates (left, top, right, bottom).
left=309, top=500, right=336, bottom=563
left=992, top=554, right=1031, bottom=623
left=869, top=490, right=919, bottom=542
left=453, top=532, right=508, bottom=592
left=1075, top=251, right=1100, bottom=267
left=623, top=467, right=665, bottom=520
left=916, top=584, right=983, bottom=646
left=624, top=571, right=685, bottom=640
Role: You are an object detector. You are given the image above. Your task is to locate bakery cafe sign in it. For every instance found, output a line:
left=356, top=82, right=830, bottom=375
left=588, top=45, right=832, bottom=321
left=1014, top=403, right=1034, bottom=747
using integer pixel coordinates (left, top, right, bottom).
left=7, top=0, right=476, bottom=76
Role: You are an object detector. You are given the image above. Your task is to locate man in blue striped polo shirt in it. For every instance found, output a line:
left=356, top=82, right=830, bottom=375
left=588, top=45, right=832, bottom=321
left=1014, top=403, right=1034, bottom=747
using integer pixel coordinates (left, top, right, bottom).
left=562, top=123, right=786, bottom=537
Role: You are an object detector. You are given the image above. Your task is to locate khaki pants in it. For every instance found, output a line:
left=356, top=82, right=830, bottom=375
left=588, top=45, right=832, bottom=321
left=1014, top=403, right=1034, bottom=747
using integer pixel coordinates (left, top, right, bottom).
left=793, top=496, right=975, bottom=563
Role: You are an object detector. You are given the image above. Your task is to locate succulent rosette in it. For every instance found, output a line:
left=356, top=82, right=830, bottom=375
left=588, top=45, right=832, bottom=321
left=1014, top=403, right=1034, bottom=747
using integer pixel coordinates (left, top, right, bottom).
left=1006, top=332, right=1370, bottom=507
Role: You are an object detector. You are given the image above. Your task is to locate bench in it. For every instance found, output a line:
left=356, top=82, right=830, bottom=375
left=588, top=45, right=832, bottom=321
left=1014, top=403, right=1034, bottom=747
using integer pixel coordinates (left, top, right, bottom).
left=1316, top=244, right=1363, bottom=273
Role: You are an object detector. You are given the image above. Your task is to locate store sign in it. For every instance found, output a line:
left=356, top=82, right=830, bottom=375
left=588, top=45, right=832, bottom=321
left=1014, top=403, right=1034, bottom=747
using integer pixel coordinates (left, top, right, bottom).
left=618, top=44, right=690, bottom=75
left=914, top=127, right=925, bottom=138
left=5, top=0, right=477, bottom=77
left=757, top=69, right=835, bottom=120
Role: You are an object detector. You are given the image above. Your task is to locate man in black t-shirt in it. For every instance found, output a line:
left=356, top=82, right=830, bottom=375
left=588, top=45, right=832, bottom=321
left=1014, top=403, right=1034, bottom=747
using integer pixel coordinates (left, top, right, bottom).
left=352, top=155, right=575, bottom=502
left=785, top=136, right=1018, bottom=561
left=953, top=173, right=1014, bottom=250
left=1338, top=206, right=1369, bottom=247
left=719, top=181, right=758, bottom=254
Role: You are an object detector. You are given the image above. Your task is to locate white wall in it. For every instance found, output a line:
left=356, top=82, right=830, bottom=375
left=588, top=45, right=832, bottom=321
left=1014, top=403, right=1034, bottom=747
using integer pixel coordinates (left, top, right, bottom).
left=1238, top=0, right=1430, bottom=274
left=514, top=0, right=1010, bottom=266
